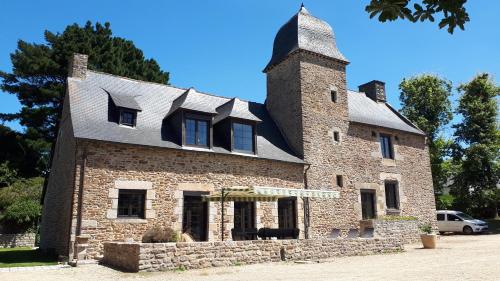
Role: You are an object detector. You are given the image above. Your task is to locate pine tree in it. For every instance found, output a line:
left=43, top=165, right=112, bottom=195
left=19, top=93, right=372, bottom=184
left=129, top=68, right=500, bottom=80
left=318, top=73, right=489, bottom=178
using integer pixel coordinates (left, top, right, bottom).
left=0, top=21, right=169, bottom=176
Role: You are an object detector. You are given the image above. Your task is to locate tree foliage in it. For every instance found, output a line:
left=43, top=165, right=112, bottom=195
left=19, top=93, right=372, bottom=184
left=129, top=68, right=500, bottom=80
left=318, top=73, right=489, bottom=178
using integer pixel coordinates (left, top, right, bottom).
left=451, top=73, right=499, bottom=217
left=365, top=0, right=470, bottom=34
left=0, top=177, right=43, bottom=232
left=399, top=74, right=453, bottom=193
left=0, top=21, right=169, bottom=176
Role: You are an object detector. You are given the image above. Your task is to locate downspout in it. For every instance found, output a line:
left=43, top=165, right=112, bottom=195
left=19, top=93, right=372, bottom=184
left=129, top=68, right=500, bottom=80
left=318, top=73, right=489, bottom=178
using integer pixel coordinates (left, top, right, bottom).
left=303, top=163, right=311, bottom=239
left=75, top=145, right=87, bottom=237
left=69, top=143, right=87, bottom=262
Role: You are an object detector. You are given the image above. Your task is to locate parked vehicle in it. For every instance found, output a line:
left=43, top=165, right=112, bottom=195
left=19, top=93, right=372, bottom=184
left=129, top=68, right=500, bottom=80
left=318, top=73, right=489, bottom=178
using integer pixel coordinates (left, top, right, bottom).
left=436, top=210, right=489, bottom=234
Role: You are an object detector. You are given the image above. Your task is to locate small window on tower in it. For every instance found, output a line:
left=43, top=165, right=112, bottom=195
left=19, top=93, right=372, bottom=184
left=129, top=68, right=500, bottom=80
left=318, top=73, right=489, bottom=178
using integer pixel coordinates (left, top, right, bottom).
left=336, top=175, right=344, bottom=187
left=331, top=90, right=338, bottom=103
left=333, top=131, right=340, bottom=142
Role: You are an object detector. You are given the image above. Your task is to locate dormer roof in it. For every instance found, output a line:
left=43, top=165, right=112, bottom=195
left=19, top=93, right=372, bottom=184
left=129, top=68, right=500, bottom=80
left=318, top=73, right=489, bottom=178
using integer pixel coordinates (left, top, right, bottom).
left=166, top=88, right=218, bottom=116
left=213, top=98, right=262, bottom=124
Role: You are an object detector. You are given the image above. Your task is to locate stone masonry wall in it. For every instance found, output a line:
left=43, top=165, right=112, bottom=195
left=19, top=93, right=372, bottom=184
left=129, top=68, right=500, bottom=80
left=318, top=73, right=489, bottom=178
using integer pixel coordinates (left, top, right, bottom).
left=40, top=90, right=77, bottom=257
left=103, top=237, right=403, bottom=272
left=72, top=140, right=304, bottom=258
left=265, top=50, right=436, bottom=239
left=0, top=233, right=36, bottom=248
left=373, top=220, right=421, bottom=244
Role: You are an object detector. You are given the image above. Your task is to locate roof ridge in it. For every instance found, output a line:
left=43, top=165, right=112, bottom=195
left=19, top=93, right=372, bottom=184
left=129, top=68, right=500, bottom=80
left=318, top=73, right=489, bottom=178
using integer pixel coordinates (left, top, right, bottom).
left=86, top=69, right=249, bottom=103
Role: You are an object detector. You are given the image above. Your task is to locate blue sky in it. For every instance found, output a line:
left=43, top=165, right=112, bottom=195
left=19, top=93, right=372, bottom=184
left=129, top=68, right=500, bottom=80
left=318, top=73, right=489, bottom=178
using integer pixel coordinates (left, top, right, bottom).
left=1, top=1, right=499, bottom=135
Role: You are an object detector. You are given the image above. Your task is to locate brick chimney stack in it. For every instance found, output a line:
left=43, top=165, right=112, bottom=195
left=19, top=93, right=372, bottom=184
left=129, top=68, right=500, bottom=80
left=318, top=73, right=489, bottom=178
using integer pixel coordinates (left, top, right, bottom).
left=358, top=80, right=386, bottom=102
left=68, top=53, right=88, bottom=79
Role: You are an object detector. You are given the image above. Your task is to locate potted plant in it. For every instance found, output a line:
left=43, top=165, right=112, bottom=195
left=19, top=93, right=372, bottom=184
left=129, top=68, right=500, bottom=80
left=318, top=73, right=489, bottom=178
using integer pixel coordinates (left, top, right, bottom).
left=419, top=223, right=436, bottom=249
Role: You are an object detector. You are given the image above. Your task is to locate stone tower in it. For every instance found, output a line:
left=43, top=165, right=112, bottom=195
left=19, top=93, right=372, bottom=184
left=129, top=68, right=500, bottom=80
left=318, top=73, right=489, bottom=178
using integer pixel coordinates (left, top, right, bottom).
left=265, top=6, right=353, bottom=237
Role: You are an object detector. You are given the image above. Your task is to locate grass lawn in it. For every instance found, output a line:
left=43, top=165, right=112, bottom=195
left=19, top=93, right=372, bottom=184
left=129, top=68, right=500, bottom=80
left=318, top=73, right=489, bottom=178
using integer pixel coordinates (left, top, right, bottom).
left=0, top=247, right=58, bottom=268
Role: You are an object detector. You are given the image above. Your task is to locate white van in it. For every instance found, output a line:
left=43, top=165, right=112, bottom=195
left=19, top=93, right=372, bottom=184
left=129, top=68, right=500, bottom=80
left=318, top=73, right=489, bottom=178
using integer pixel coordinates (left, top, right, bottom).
left=436, top=210, right=488, bottom=234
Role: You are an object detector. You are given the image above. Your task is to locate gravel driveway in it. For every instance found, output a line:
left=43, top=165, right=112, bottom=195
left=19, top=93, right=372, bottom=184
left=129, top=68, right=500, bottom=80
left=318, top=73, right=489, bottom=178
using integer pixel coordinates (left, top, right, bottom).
left=2, top=234, right=499, bottom=281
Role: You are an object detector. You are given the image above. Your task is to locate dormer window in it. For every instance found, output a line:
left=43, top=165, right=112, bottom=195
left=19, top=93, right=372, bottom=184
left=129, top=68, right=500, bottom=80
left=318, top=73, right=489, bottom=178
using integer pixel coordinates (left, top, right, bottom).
left=119, top=109, right=137, bottom=127
left=185, top=117, right=209, bottom=147
left=232, top=122, right=255, bottom=153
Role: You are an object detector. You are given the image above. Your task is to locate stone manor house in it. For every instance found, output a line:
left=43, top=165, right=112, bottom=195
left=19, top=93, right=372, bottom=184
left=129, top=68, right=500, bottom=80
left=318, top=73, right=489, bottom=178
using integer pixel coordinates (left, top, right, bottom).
left=40, top=6, right=436, bottom=260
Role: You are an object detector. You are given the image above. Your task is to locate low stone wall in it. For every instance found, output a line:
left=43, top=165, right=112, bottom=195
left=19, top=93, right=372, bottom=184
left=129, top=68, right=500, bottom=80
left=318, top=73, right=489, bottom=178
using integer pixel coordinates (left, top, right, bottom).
left=373, top=220, right=421, bottom=244
left=0, top=233, right=36, bottom=248
left=103, top=238, right=403, bottom=272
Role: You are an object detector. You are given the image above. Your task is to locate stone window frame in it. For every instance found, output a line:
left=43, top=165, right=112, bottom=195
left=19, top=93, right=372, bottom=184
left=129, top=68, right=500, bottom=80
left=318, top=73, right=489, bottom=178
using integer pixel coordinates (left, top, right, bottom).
left=380, top=173, right=405, bottom=216
left=370, top=131, right=402, bottom=166
left=107, top=180, right=155, bottom=223
left=330, top=126, right=342, bottom=145
left=330, top=85, right=339, bottom=103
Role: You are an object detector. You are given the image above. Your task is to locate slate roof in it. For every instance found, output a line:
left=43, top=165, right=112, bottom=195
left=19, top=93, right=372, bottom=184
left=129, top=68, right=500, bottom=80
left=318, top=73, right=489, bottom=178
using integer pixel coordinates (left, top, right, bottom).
left=107, top=90, right=142, bottom=111
left=68, top=71, right=303, bottom=163
left=213, top=98, right=262, bottom=124
left=264, top=5, right=348, bottom=72
left=347, top=90, right=424, bottom=135
left=166, top=88, right=218, bottom=116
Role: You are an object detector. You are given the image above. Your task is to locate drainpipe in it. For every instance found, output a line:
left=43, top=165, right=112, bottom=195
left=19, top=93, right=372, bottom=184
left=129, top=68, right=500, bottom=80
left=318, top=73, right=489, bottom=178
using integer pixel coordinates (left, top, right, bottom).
left=75, top=146, right=87, bottom=238
left=303, top=164, right=311, bottom=239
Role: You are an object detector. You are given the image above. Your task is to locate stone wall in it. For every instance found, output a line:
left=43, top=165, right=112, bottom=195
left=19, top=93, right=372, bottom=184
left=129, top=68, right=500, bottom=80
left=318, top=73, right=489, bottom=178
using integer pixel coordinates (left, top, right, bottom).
left=0, top=233, right=36, bottom=248
left=72, top=140, right=304, bottom=258
left=103, top=237, right=403, bottom=272
left=264, top=50, right=437, bottom=239
left=373, top=219, right=422, bottom=244
left=40, top=89, right=77, bottom=258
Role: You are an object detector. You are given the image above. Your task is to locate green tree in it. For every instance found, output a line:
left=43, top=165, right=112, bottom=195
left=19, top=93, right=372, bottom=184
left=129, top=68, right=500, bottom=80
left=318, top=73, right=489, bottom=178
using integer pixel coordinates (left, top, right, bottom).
left=366, top=0, right=469, bottom=34
left=399, top=74, right=453, bottom=194
left=0, top=177, right=43, bottom=232
left=0, top=21, right=169, bottom=176
left=451, top=73, right=499, bottom=217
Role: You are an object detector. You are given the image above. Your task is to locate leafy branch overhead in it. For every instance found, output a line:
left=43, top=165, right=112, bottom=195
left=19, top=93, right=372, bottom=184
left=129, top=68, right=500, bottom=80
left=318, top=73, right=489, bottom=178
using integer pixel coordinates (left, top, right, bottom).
left=366, top=0, right=470, bottom=33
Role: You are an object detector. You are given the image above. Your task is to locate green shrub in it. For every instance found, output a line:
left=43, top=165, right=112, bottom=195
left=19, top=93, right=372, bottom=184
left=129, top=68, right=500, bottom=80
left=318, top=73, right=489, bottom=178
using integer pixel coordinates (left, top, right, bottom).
left=419, top=223, right=433, bottom=234
left=380, top=215, right=418, bottom=221
left=142, top=227, right=179, bottom=243
left=0, top=177, right=43, bottom=232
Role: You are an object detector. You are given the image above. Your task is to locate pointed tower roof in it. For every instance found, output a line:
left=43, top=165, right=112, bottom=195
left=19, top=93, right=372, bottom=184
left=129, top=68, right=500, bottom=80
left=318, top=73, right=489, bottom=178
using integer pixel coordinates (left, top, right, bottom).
left=264, top=5, right=348, bottom=72
left=213, top=98, right=262, bottom=124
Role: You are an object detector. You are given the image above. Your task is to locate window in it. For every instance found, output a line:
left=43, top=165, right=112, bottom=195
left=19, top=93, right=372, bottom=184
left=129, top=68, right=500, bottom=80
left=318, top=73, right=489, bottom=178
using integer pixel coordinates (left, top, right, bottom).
left=233, top=122, right=254, bottom=153
left=119, top=109, right=137, bottom=127
left=182, top=193, right=208, bottom=241
left=117, top=190, right=145, bottom=218
left=185, top=118, right=209, bottom=147
left=384, top=182, right=399, bottom=210
left=361, top=190, right=376, bottom=219
left=333, top=131, right=340, bottom=142
left=437, top=213, right=445, bottom=221
left=234, top=202, right=255, bottom=230
left=336, top=175, right=344, bottom=187
left=447, top=214, right=462, bottom=221
left=380, top=134, right=393, bottom=159
left=331, top=90, right=338, bottom=103
left=278, top=198, right=297, bottom=229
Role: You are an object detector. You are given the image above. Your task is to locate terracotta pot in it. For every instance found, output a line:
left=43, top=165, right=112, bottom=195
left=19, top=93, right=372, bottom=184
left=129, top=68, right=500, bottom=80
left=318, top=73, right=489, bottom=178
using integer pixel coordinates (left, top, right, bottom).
left=420, top=234, right=437, bottom=249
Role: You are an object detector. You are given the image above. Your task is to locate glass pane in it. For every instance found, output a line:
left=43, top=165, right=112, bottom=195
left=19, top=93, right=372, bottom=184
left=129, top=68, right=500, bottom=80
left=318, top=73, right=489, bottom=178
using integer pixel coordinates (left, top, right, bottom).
left=380, top=135, right=392, bottom=159
left=118, top=190, right=145, bottom=218
left=185, top=119, right=196, bottom=145
left=233, top=123, right=253, bottom=152
left=197, top=120, right=208, bottom=146
left=385, top=183, right=398, bottom=209
left=120, top=111, right=135, bottom=126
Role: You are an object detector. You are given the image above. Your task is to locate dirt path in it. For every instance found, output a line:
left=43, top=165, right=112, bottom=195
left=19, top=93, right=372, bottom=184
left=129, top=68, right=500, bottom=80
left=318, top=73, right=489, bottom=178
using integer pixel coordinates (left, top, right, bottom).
left=2, top=234, right=499, bottom=281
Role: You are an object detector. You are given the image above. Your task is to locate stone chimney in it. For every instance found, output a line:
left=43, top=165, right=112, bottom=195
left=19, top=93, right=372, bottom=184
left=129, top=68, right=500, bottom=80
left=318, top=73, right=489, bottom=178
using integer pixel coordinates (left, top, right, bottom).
left=68, top=53, right=88, bottom=79
left=358, top=80, right=386, bottom=102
